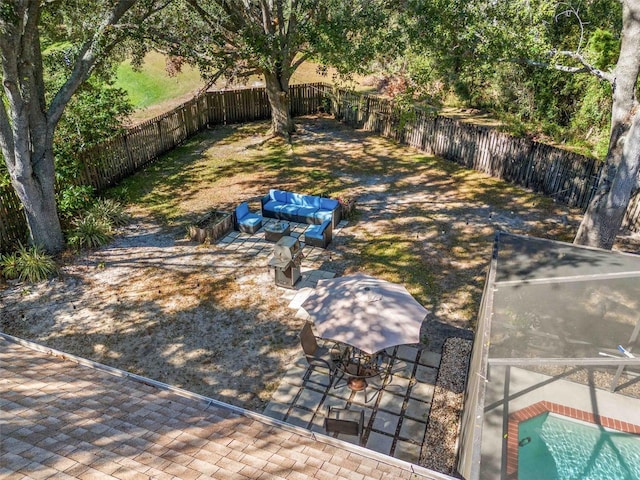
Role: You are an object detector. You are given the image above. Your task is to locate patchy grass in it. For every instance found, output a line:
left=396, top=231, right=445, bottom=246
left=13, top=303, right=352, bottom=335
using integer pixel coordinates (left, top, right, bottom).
left=100, top=114, right=585, bottom=329
left=116, top=51, right=204, bottom=109
left=3, top=115, right=608, bottom=413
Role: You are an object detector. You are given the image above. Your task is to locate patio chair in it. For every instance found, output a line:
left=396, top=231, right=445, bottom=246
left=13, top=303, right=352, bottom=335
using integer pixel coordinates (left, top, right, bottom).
left=300, top=322, right=341, bottom=384
left=324, top=406, right=364, bottom=444
left=234, top=202, right=262, bottom=234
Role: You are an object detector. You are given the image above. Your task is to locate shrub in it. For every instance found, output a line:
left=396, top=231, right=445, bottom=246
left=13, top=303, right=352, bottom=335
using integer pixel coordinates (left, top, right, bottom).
left=57, top=185, right=95, bottom=221
left=67, top=215, right=113, bottom=249
left=88, top=198, right=129, bottom=227
left=15, top=244, right=58, bottom=282
left=0, top=252, right=20, bottom=280
left=0, top=245, right=57, bottom=283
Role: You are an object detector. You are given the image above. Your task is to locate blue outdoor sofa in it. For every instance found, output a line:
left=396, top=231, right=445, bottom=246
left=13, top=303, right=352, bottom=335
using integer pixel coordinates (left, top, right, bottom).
left=261, top=189, right=341, bottom=229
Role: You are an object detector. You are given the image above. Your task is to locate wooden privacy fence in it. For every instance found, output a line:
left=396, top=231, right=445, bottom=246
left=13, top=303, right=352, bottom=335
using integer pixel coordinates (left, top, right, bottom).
left=0, top=83, right=328, bottom=252
left=66, top=83, right=327, bottom=191
left=2, top=82, right=640, bottom=253
left=330, top=87, right=640, bottom=232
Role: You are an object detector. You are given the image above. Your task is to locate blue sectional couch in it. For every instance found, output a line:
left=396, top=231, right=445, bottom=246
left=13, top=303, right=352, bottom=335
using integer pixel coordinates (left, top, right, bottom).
left=261, top=189, right=341, bottom=228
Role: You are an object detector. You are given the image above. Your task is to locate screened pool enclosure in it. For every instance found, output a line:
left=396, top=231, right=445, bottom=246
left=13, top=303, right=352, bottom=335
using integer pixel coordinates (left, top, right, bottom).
left=458, top=232, right=640, bottom=480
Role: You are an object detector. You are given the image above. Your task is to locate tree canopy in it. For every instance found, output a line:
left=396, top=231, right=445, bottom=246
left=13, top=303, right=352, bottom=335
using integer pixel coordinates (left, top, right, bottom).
left=142, top=0, right=399, bottom=135
left=407, top=0, right=637, bottom=249
left=0, top=0, right=170, bottom=253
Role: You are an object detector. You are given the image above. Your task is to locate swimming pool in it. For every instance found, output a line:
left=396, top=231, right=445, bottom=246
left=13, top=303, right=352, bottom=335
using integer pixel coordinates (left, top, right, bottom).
left=518, top=412, right=640, bottom=480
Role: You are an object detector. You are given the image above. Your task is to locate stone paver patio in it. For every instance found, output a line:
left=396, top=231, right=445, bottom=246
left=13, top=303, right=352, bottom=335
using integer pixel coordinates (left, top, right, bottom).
left=219, top=215, right=444, bottom=465
left=216, top=217, right=344, bottom=290
left=263, top=345, right=441, bottom=464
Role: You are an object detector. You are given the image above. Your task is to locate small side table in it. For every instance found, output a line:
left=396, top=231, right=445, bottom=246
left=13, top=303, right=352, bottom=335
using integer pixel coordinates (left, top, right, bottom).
left=264, top=222, right=290, bottom=242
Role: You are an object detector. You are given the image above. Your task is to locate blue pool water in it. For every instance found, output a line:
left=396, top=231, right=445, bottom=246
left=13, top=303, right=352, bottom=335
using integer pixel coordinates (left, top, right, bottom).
left=518, top=412, right=640, bottom=480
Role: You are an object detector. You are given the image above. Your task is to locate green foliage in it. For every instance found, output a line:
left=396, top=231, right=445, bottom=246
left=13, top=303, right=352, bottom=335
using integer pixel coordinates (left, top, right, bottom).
left=586, top=29, right=619, bottom=70
left=64, top=197, right=127, bottom=250
left=40, top=34, right=133, bottom=182
left=57, top=185, right=96, bottom=221
left=67, top=214, right=114, bottom=250
left=0, top=252, right=20, bottom=280
left=53, top=80, right=133, bottom=181
left=87, top=198, right=129, bottom=227
left=404, top=0, right=622, bottom=157
left=0, top=245, right=57, bottom=283
left=146, top=0, right=398, bottom=93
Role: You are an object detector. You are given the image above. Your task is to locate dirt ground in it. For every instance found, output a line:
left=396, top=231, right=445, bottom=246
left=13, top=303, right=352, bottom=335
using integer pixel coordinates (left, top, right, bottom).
left=2, top=115, right=639, bottom=412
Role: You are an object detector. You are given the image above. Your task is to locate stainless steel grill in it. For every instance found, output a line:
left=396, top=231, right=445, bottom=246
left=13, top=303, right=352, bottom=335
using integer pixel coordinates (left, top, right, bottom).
left=268, top=236, right=302, bottom=288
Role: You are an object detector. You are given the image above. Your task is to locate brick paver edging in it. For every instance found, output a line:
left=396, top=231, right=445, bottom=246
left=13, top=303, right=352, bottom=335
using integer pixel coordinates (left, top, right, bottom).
left=0, top=332, right=455, bottom=480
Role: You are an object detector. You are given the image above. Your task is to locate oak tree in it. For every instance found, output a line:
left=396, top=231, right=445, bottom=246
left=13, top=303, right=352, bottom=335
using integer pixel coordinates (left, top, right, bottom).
left=0, top=0, right=170, bottom=253
left=147, top=0, right=396, bottom=137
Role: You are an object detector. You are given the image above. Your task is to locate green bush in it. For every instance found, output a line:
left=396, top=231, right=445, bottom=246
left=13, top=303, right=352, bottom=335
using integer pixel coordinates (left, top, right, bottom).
left=0, top=245, right=57, bottom=283
left=67, top=215, right=114, bottom=249
left=88, top=198, right=129, bottom=227
left=0, top=252, right=20, bottom=280
left=57, top=185, right=95, bottom=221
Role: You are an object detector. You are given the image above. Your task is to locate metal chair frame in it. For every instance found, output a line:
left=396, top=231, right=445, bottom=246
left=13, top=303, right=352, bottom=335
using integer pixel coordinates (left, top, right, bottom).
left=324, top=406, right=365, bottom=444
left=299, top=322, right=342, bottom=384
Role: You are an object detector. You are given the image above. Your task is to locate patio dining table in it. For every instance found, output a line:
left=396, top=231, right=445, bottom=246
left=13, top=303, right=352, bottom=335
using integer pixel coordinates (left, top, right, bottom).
left=334, top=346, right=392, bottom=402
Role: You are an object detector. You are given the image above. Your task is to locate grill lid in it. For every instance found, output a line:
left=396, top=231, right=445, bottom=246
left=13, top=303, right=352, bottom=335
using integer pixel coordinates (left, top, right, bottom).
left=268, top=257, right=292, bottom=268
left=269, top=236, right=301, bottom=268
left=272, top=236, right=301, bottom=260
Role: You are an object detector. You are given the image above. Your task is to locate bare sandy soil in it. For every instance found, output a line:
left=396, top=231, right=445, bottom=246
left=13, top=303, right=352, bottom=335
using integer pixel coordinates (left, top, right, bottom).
left=2, top=116, right=639, bottom=414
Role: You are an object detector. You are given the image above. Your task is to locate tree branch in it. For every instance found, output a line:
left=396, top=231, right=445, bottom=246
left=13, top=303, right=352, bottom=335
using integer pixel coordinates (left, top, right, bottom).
left=47, top=0, right=138, bottom=128
left=551, top=49, right=614, bottom=82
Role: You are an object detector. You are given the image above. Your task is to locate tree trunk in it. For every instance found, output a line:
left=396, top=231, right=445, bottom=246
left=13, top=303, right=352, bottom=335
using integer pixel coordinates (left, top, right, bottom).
left=574, top=0, right=640, bottom=249
left=0, top=1, right=139, bottom=254
left=11, top=150, right=65, bottom=253
left=264, top=71, right=295, bottom=137
left=574, top=116, right=640, bottom=249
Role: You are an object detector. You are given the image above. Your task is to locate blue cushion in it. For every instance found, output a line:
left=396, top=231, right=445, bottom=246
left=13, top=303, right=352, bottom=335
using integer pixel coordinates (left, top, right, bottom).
left=320, top=197, right=338, bottom=210
left=297, top=206, right=319, bottom=218
left=270, top=189, right=288, bottom=202
left=263, top=200, right=284, bottom=212
left=279, top=204, right=299, bottom=217
left=301, top=195, right=321, bottom=208
left=287, top=192, right=303, bottom=205
left=236, top=202, right=249, bottom=220
left=306, top=220, right=330, bottom=238
left=239, top=213, right=261, bottom=227
left=305, top=225, right=323, bottom=239
left=315, top=210, right=333, bottom=223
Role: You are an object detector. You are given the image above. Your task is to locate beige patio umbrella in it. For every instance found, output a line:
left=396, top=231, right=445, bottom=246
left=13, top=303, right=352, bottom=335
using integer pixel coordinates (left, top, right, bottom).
left=301, top=273, right=429, bottom=354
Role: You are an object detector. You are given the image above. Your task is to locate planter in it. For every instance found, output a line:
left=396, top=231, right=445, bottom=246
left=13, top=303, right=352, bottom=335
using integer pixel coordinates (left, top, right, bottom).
left=340, top=197, right=357, bottom=219
left=188, top=211, right=233, bottom=243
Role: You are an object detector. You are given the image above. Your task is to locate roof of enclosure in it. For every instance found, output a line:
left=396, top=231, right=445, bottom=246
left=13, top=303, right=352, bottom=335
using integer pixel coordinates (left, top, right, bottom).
left=489, top=232, right=640, bottom=362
